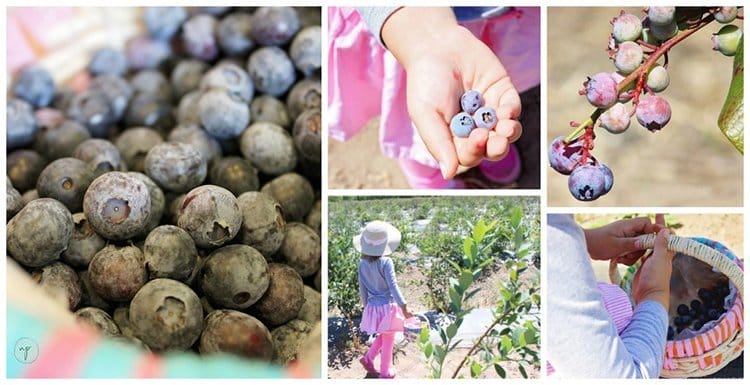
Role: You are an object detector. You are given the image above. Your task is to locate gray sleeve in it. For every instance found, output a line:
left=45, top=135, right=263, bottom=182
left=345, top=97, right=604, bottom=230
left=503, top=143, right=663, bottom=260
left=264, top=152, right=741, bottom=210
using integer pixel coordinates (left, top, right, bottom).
left=547, top=214, right=668, bottom=378
left=383, top=258, right=407, bottom=306
left=358, top=264, right=368, bottom=306
left=354, top=7, right=401, bottom=47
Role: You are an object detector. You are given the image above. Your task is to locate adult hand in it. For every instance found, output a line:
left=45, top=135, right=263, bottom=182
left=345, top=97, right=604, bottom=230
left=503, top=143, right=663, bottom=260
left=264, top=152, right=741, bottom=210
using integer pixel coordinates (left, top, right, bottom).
left=631, top=228, right=675, bottom=309
left=382, top=7, right=521, bottom=180
left=583, top=215, right=668, bottom=265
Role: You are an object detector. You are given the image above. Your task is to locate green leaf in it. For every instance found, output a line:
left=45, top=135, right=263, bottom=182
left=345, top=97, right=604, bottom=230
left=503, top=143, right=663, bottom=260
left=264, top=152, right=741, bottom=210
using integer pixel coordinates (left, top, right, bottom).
left=470, top=362, right=482, bottom=378
left=419, top=326, right=430, bottom=343
left=510, top=206, right=523, bottom=229
left=472, top=220, right=488, bottom=243
left=459, top=270, right=473, bottom=289
left=463, top=237, right=477, bottom=262
left=494, top=364, right=506, bottom=378
left=446, top=323, right=458, bottom=339
left=424, top=343, right=433, bottom=358
left=719, top=34, right=744, bottom=154
left=510, top=267, right=518, bottom=282
left=501, top=335, right=512, bottom=354
left=449, top=287, right=462, bottom=309
left=518, top=363, right=528, bottom=379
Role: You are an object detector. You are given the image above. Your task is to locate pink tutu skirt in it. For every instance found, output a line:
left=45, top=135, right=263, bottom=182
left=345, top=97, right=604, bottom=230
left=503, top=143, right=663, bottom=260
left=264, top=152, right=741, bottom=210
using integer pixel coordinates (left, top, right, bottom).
left=360, top=303, right=405, bottom=334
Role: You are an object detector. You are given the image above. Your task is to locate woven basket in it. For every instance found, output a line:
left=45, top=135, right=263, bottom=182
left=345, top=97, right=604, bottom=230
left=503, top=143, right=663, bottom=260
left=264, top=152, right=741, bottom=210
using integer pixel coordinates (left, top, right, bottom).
left=609, top=234, right=744, bottom=378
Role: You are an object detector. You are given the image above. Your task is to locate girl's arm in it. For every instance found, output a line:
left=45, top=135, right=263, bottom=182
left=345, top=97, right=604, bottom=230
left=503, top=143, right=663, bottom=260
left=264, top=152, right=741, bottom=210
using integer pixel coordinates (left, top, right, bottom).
left=357, top=264, right=368, bottom=307
left=547, top=214, right=667, bottom=378
left=383, top=258, right=407, bottom=307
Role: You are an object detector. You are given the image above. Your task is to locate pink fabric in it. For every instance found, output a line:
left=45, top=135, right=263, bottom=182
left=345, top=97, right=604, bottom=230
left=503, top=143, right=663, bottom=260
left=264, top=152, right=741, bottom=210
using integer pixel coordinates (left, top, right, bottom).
left=328, top=7, right=540, bottom=188
left=547, top=282, right=634, bottom=376
left=7, top=7, right=76, bottom=73
left=378, top=332, right=396, bottom=378
left=360, top=303, right=405, bottom=334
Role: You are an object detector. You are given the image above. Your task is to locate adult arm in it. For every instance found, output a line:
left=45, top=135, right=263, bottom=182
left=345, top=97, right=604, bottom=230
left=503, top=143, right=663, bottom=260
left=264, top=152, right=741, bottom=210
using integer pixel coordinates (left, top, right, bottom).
left=547, top=214, right=667, bottom=378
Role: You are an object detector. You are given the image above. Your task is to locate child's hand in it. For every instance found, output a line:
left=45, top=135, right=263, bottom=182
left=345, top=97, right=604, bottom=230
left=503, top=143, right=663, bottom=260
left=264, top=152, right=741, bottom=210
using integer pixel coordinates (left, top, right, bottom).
left=400, top=304, right=413, bottom=319
left=583, top=215, right=668, bottom=265
left=631, top=229, right=676, bottom=310
left=382, top=7, right=522, bottom=179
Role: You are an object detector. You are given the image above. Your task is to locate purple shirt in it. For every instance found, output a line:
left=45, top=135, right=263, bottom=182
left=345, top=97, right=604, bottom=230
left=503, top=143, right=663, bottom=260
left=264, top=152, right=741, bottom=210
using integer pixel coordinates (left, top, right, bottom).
left=358, top=256, right=407, bottom=307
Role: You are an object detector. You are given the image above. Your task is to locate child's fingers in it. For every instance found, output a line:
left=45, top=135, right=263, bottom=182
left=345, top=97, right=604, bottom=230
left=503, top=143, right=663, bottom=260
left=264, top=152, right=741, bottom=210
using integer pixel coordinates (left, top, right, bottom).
left=410, top=109, right=460, bottom=179
left=493, top=118, right=522, bottom=143
left=454, top=128, right=488, bottom=167
left=483, top=77, right=522, bottom=120
left=485, top=134, right=510, bottom=161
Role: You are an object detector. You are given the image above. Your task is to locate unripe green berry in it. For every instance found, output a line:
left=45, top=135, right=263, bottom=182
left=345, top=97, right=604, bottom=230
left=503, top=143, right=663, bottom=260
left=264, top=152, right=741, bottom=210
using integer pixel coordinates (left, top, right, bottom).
left=612, top=12, right=642, bottom=43
left=614, top=41, right=644, bottom=75
left=648, top=7, right=676, bottom=26
left=599, top=102, right=631, bottom=134
left=646, top=65, right=670, bottom=93
left=712, top=25, right=743, bottom=57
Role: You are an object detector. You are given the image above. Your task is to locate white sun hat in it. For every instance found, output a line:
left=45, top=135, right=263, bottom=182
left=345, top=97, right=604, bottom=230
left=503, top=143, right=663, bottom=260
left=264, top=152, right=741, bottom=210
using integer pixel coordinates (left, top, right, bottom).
left=353, top=220, right=402, bottom=256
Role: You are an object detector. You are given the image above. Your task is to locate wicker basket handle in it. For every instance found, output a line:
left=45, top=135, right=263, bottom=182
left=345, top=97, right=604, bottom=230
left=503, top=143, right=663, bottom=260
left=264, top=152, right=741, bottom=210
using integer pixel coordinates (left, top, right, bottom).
left=608, top=234, right=744, bottom=294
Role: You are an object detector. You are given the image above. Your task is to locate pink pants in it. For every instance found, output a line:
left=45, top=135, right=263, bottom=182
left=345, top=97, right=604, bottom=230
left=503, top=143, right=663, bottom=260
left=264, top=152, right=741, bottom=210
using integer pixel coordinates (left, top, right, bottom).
left=365, top=332, right=396, bottom=377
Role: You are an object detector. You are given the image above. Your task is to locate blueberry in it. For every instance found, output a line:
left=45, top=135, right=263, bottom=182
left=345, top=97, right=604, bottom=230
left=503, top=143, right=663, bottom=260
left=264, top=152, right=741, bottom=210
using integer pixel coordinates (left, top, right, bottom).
left=599, top=164, right=614, bottom=194
left=251, top=7, right=300, bottom=46
left=271, top=319, right=313, bottom=365
left=667, top=326, right=675, bottom=340
left=32, top=262, right=82, bottom=311
left=13, top=66, right=55, bottom=108
left=200, top=63, right=254, bottom=103
left=636, top=95, right=671, bottom=132
left=88, top=48, right=128, bottom=76
left=247, top=46, right=296, bottom=97
left=286, top=79, right=321, bottom=121
left=127, top=172, right=166, bottom=237
left=707, top=309, right=721, bottom=320
left=130, top=70, right=173, bottom=102
left=8, top=198, right=72, bottom=267
left=34, top=107, right=66, bottom=131
left=688, top=309, right=697, bottom=319
left=144, top=225, right=198, bottom=281
left=89, top=244, right=147, bottom=302
left=237, top=191, right=286, bottom=258
left=698, top=288, right=712, bottom=301
left=66, top=90, right=116, bottom=138
left=177, top=185, right=242, bottom=248
left=144, top=6, right=188, bottom=40
left=252, top=263, right=304, bottom=327
left=217, top=12, right=255, bottom=57
left=298, top=285, right=321, bottom=323
left=240, top=122, right=298, bottom=175
left=125, top=36, right=172, bottom=70
left=199, top=310, right=273, bottom=361
left=198, top=89, right=251, bottom=140
left=305, top=200, right=321, bottom=234
left=289, top=26, right=321, bottom=77
left=450, top=112, right=475, bottom=137
left=36, top=157, right=95, bottom=212
left=33, top=120, right=91, bottom=160
left=201, top=244, right=270, bottom=309
left=115, top=128, right=165, bottom=173
left=614, top=41, right=644, bottom=75
left=261, top=172, right=315, bottom=222
left=693, top=320, right=705, bottom=331
left=568, top=164, right=607, bottom=201
left=61, top=212, right=106, bottom=269
left=250, top=95, right=291, bottom=129
left=145, top=142, right=207, bottom=193
left=714, top=7, right=739, bottom=24
left=647, top=7, right=676, bottom=26
left=52, top=87, right=77, bottom=112
left=78, top=270, right=113, bottom=312
left=646, top=65, right=670, bottom=93
left=279, top=222, right=321, bottom=278
left=690, top=299, right=703, bottom=312
left=176, top=91, right=203, bottom=125
left=83, top=74, right=135, bottom=121
left=195, top=7, right=231, bottom=16
left=113, top=306, right=136, bottom=338
left=677, top=304, right=690, bottom=316
left=293, top=110, right=321, bottom=164
left=83, top=172, right=152, bottom=240
left=73, top=139, right=125, bottom=176
left=170, top=59, right=209, bottom=100
left=7, top=150, right=47, bottom=192
left=167, top=125, right=223, bottom=166
left=612, top=12, right=642, bottom=43
left=7, top=98, right=38, bottom=150
left=129, top=278, right=203, bottom=351
left=584, top=72, right=618, bottom=109
left=472, top=107, right=498, bottom=129
left=7, top=182, right=24, bottom=219
left=460, top=90, right=484, bottom=114
left=599, top=102, right=631, bottom=134
left=209, top=156, right=260, bottom=196
left=75, top=307, right=120, bottom=336
left=650, top=21, right=678, bottom=41
left=182, top=14, right=219, bottom=61
left=20, top=189, right=39, bottom=206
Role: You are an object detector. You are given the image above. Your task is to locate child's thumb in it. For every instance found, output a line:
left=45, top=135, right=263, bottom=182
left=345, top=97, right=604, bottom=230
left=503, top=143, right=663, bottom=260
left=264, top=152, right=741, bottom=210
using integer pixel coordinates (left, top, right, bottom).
left=411, top=110, right=459, bottom=179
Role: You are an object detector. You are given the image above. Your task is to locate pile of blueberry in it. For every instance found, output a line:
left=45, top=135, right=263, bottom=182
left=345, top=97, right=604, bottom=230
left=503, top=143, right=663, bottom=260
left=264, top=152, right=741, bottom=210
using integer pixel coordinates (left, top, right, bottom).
left=667, top=283, right=731, bottom=340
left=449, top=90, right=498, bottom=137
left=549, top=7, right=742, bottom=202
left=7, top=6, right=321, bottom=366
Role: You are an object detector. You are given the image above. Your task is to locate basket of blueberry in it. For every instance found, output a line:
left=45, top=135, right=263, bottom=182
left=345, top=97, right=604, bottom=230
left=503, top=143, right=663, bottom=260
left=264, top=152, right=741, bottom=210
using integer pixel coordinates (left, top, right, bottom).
left=7, top=6, right=321, bottom=373
left=610, top=235, right=743, bottom=378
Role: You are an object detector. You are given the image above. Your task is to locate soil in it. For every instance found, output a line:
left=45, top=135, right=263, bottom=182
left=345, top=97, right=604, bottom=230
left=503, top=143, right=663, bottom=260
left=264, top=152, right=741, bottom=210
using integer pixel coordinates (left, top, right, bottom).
left=328, top=87, right=541, bottom=190
left=547, top=7, right=743, bottom=207
left=327, top=261, right=540, bottom=379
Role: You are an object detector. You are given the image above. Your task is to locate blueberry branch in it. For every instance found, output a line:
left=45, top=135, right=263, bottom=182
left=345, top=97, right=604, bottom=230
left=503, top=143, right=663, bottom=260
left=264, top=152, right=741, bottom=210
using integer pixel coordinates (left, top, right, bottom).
left=564, top=13, right=716, bottom=144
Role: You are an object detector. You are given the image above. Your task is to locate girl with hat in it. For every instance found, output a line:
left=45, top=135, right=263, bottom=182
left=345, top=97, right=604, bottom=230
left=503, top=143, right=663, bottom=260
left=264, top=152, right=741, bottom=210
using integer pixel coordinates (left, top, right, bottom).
left=355, top=221, right=413, bottom=379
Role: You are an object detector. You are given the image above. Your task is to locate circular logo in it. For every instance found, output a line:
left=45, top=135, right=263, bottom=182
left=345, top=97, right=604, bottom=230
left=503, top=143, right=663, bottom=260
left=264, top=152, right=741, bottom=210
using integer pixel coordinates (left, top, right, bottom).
left=14, top=338, right=39, bottom=364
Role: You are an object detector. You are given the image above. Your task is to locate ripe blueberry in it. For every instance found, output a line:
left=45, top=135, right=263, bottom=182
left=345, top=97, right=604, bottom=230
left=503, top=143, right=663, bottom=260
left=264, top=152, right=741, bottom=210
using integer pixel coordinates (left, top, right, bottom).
left=473, top=107, right=498, bottom=129
left=636, top=95, right=671, bottom=131
left=450, top=112, right=475, bottom=137
left=568, top=164, right=607, bottom=201
left=460, top=90, right=484, bottom=114
left=584, top=72, right=618, bottom=109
